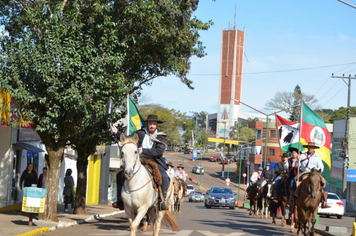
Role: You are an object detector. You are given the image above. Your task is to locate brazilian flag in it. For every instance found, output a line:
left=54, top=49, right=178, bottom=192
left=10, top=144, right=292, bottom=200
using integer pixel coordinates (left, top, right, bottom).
left=128, top=96, right=146, bottom=134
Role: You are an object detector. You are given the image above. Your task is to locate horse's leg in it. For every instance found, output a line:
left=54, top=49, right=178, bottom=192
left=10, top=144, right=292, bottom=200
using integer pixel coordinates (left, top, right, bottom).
left=281, top=202, right=286, bottom=227
left=129, top=207, right=148, bottom=236
left=153, top=211, right=165, bottom=236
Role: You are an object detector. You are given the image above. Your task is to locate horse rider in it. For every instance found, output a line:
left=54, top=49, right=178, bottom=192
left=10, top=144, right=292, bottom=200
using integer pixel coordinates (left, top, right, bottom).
left=168, top=162, right=179, bottom=195
left=273, top=152, right=290, bottom=198
left=174, top=164, right=188, bottom=197
left=246, top=167, right=263, bottom=198
left=111, top=114, right=171, bottom=211
left=258, top=162, right=274, bottom=190
left=289, top=142, right=331, bottom=208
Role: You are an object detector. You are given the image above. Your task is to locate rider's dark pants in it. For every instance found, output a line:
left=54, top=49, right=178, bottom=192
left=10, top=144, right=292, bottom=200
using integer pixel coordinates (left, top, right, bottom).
left=115, top=163, right=170, bottom=201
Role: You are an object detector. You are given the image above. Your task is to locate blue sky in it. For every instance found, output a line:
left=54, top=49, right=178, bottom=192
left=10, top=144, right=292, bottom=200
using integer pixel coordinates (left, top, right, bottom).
left=140, top=0, right=356, bottom=116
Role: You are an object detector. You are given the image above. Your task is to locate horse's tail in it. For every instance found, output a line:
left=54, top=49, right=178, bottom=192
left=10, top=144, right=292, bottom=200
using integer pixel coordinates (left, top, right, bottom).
left=162, top=210, right=179, bottom=232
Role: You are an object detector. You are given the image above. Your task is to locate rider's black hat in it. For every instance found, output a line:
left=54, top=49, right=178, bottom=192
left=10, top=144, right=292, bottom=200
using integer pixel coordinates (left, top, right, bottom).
left=144, top=114, right=163, bottom=124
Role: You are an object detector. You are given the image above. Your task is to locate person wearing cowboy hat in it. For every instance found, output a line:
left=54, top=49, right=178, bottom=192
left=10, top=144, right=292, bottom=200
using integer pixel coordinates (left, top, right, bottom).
left=258, top=162, right=274, bottom=189
left=167, top=162, right=179, bottom=196
left=111, top=114, right=171, bottom=211
left=246, top=167, right=263, bottom=198
left=174, top=164, right=188, bottom=197
left=167, top=162, right=175, bottom=178
left=272, top=153, right=290, bottom=199
left=289, top=142, right=331, bottom=208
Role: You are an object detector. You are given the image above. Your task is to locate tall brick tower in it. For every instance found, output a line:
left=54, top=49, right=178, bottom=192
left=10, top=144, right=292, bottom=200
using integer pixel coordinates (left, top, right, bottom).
left=217, top=23, right=245, bottom=139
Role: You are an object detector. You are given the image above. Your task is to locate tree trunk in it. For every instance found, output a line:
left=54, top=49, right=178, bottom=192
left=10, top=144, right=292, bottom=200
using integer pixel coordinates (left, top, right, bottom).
left=74, top=154, right=89, bottom=215
left=42, top=147, right=64, bottom=222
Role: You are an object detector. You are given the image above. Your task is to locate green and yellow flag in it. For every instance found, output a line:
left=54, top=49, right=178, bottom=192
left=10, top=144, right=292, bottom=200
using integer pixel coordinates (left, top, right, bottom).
left=300, top=101, right=331, bottom=169
left=127, top=96, right=145, bottom=134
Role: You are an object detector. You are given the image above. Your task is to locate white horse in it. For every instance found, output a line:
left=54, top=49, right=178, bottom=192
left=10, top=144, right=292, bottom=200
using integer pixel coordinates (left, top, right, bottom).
left=120, top=133, right=178, bottom=236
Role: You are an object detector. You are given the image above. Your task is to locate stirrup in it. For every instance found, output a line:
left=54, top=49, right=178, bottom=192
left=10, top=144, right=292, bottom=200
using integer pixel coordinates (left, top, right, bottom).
left=112, top=200, right=124, bottom=210
left=159, top=201, right=168, bottom=211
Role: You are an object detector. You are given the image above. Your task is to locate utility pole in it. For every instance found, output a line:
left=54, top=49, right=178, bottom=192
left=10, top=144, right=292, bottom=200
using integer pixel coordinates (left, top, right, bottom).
left=331, top=73, right=356, bottom=199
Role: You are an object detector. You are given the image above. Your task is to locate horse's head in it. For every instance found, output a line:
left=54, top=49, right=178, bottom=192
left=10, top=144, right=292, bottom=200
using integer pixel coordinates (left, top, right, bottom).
left=265, top=179, right=274, bottom=198
left=281, top=170, right=289, bottom=180
left=120, top=133, right=140, bottom=179
left=308, top=168, right=322, bottom=199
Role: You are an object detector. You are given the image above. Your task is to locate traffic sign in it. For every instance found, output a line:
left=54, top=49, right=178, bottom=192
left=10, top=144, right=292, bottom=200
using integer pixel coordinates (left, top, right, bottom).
left=242, top=173, right=247, bottom=178
left=225, top=178, right=230, bottom=186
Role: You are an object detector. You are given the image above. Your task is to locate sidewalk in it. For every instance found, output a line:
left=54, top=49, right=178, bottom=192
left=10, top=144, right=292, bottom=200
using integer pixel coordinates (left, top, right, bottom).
left=0, top=203, right=123, bottom=236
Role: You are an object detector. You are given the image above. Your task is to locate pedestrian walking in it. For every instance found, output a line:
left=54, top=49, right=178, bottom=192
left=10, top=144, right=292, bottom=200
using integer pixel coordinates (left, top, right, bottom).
left=63, top=169, right=75, bottom=212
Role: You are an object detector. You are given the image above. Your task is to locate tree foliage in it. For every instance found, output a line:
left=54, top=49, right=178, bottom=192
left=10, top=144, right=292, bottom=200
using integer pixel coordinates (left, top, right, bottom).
left=0, top=0, right=211, bottom=221
left=265, top=85, right=318, bottom=122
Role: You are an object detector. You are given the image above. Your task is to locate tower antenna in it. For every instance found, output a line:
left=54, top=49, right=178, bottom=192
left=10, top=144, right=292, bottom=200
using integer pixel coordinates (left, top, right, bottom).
left=234, top=4, right=237, bottom=29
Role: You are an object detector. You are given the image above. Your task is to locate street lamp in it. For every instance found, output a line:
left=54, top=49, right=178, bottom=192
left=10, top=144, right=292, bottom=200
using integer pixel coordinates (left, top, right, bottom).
left=220, top=120, right=227, bottom=178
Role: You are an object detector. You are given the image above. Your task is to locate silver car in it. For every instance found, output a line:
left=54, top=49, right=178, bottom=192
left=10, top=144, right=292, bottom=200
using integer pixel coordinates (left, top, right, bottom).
left=204, top=186, right=236, bottom=210
left=188, top=191, right=204, bottom=202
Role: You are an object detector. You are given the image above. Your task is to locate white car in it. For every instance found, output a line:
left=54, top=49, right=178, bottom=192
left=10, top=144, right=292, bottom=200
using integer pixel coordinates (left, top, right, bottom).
left=318, top=193, right=344, bottom=219
left=187, top=184, right=195, bottom=196
left=192, top=165, right=205, bottom=175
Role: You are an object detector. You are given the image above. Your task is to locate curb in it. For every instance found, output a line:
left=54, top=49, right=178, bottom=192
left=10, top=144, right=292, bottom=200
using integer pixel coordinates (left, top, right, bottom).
left=15, top=227, right=50, bottom=236
left=17, top=210, right=124, bottom=236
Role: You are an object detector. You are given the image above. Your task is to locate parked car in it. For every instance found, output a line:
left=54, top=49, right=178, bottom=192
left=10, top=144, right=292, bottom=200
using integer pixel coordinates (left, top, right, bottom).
left=188, top=191, right=204, bottom=202
left=209, top=156, right=218, bottom=162
left=197, top=148, right=205, bottom=155
left=318, top=193, right=344, bottom=219
left=204, top=186, right=236, bottom=210
left=192, top=166, right=205, bottom=175
left=184, top=148, right=192, bottom=154
left=187, top=184, right=195, bottom=196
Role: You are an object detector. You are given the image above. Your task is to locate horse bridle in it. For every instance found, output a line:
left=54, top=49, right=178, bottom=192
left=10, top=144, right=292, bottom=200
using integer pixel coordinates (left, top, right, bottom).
left=121, top=140, right=154, bottom=192
left=121, top=140, right=141, bottom=181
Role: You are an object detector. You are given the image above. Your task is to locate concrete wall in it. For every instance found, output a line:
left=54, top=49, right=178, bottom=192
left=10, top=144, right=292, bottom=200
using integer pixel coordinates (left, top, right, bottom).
left=0, top=127, right=12, bottom=207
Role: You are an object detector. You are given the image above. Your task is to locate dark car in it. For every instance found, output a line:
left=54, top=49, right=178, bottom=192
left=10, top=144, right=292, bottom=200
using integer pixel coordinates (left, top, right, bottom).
left=204, top=186, right=236, bottom=210
left=184, top=148, right=192, bottom=154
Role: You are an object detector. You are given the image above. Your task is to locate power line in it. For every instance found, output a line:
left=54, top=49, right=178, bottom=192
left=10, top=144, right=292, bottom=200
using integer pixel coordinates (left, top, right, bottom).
left=189, top=61, right=356, bottom=76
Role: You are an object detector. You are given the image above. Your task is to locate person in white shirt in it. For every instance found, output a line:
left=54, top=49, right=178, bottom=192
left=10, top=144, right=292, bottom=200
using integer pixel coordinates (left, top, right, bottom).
left=167, top=162, right=175, bottom=178
left=167, top=162, right=178, bottom=195
left=174, top=164, right=188, bottom=197
left=246, top=167, right=262, bottom=197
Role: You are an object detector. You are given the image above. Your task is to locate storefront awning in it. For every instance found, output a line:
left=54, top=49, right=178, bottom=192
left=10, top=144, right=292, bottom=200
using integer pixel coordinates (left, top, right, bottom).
left=13, top=143, right=46, bottom=153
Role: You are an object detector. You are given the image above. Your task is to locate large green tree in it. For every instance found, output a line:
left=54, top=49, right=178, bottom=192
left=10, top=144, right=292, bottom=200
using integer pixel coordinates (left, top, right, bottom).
left=0, top=0, right=211, bottom=221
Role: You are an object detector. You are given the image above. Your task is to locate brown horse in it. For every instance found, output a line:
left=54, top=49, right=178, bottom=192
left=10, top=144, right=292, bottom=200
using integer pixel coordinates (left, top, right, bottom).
left=294, top=168, right=323, bottom=236
left=248, top=182, right=262, bottom=216
left=174, top=179, right=184, bottom=214
left=271, top=170, right=290, bottom=227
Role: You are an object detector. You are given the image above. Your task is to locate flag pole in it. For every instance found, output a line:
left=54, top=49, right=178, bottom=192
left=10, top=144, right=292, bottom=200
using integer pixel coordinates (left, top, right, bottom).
left=275, top=113, right=282, bottom=153
left=297, top=96, right=303, bottom=186
left=126, top=95, right=130, bottom=136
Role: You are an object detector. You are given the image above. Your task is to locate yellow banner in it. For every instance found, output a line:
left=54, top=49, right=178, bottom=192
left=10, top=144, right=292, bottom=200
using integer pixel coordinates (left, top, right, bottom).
left=0, top=87, right=11, bottom=122
left=208, top=137, right=240, bottom=145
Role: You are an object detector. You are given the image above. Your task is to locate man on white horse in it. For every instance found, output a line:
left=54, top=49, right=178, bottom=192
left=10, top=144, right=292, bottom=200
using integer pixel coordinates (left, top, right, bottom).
left=111, top=114, right=170, bottom=211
